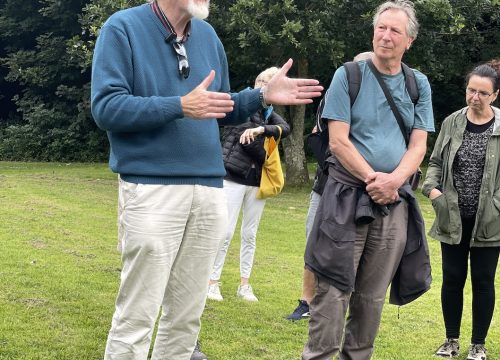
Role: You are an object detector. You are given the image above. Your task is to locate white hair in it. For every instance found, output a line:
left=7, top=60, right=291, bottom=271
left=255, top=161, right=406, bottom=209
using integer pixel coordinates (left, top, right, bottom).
left=187, top=0, right=210, bottom=20
left=256, top=67, right=280, bottom=83
left=146, top=0, right=210, bottom=20
left=353, top=51, right=374, bottom=62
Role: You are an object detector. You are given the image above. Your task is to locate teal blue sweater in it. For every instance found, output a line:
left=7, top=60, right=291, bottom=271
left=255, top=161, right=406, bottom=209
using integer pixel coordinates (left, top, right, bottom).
left=91, top=4, right=261, bottom=187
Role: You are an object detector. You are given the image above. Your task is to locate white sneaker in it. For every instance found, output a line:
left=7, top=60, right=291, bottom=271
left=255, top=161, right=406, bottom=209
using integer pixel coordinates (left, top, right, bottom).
left=207, top=283, right=223, bottom=301
left=237, top=284, right=258, bottom=302
left=435, top=338, right=460, bottom=358
left=467, top=344, right=487, bottom=360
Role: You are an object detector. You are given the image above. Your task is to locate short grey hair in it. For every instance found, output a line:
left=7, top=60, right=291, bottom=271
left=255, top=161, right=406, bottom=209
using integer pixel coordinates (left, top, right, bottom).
left=373, top=0, right=419, bottom=40
left=353, top=51, right=374, bottom=62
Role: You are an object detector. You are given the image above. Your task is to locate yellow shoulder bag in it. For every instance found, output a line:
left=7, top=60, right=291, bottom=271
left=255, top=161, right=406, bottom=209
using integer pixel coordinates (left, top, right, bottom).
left=256, top=126, right=284, bottom=199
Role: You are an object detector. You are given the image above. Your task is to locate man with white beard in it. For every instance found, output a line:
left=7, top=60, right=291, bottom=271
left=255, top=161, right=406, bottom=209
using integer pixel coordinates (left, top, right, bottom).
left=91, top=1, right=323, bottom=359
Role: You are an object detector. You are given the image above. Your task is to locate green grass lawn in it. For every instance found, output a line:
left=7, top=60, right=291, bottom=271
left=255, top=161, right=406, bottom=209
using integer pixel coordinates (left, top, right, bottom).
left=0, top=162, right=498, bottom=360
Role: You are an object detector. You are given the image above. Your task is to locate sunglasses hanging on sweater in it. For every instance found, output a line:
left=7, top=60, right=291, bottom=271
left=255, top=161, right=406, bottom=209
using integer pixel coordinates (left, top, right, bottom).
left=152, top=0, right=190, bottom=79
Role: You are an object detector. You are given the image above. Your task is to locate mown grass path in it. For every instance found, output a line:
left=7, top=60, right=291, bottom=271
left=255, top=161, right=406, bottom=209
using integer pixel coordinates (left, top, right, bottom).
left=0, top=162, right=498, bottom=359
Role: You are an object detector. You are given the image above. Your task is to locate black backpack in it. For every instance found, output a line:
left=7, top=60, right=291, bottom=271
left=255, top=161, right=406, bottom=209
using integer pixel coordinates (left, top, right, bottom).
left=307, top=61, right=420, bottom=167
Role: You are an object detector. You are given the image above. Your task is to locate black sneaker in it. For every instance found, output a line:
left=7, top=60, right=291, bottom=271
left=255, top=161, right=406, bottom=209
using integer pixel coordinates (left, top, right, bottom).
left=286, top=300, right=310, bottom=321
left=191, top=340, right=208, bottom=360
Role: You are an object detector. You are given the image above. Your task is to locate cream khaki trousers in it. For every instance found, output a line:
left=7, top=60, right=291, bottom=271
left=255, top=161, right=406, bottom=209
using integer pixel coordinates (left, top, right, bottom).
left=104, top=180, right=227, bottom=360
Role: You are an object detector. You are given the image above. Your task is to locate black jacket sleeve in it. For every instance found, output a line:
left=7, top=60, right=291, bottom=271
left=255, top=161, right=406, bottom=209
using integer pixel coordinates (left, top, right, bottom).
left=241, top=110, right=290, bottom=165
left=241, top=136, right=266, bottom=165
left=262, top=111, right=290, bottom=140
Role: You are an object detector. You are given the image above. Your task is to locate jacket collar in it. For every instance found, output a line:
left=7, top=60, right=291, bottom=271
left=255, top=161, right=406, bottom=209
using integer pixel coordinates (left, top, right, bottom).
left=460, top=106, right=500, bottom=133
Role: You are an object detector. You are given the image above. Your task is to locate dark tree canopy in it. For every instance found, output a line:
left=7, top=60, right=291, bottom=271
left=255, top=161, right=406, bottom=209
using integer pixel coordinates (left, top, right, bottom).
left=0, top=0, right=498, bottom=174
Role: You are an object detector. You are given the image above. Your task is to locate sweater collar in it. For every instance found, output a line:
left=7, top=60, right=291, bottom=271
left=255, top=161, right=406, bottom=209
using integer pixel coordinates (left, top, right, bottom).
left=150, top=0, right=191, bottom=43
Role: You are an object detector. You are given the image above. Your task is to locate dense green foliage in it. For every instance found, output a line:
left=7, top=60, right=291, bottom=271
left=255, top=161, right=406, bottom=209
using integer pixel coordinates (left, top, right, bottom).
left=0, top=0, right=108, bottom=161
left=0, top=1, right=499, bottom=172
left=210, top=0, right=500, bottom=178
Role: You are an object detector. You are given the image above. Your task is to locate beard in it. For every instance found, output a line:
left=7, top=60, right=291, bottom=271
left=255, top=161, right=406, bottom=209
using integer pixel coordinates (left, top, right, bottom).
left=187, top=0, right=209, bottom=20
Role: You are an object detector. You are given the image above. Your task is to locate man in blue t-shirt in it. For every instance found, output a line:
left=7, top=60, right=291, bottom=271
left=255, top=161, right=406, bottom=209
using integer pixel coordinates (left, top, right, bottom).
left=91, top=1, right=323, bottom=359
left=303, top=1, right=434, bottom=359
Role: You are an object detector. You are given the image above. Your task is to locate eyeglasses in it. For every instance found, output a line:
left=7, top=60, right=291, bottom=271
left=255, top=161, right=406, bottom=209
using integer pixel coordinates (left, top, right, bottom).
left=172, top=42, right=190, bottom=79
left=466, top=87, right=493, bottom=99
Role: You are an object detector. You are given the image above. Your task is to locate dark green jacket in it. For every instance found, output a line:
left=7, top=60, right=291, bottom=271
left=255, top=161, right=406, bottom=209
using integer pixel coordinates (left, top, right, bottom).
left=422, top=106, right=500, bottom=247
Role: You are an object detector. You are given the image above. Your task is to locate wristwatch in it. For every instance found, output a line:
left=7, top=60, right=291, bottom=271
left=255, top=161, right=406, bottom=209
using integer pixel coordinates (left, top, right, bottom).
left=259, top=87, right=269, bottom=108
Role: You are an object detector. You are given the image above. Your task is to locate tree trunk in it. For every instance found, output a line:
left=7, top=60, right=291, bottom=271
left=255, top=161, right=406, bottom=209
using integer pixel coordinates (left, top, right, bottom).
left=279, top=57, right=310, bottom=186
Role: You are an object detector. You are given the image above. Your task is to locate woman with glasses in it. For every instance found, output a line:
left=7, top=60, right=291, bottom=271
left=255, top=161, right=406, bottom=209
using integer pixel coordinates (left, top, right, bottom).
left=206, top=67, right=290, bottom=302
left=423, top=61, right=499, bottom=360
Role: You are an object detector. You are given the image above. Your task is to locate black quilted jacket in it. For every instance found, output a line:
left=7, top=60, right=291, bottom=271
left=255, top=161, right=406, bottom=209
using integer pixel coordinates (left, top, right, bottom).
left=221, top=109, right=290, bottom=186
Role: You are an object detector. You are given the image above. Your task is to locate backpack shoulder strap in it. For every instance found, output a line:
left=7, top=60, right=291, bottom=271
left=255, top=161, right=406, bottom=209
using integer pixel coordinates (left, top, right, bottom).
left=344, top=61, right=362, bottom=107
left=401, top=62, right=419, bottom=105
left=315, top=93, right=327, bottom=132
left=315, top=60, right=367, bottom=131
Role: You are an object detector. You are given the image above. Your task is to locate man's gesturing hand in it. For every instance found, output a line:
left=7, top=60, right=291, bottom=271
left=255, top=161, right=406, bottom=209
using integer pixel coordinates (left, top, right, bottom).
left=264, top=59, right=324, bottom=105
left=181, top=70, right=234, bottom=119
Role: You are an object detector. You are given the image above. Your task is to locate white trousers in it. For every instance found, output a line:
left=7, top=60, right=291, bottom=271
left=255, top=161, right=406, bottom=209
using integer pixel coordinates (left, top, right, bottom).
left=210, top=180, right=266, bottom=281
left=104, top=180, right=227, bottom=360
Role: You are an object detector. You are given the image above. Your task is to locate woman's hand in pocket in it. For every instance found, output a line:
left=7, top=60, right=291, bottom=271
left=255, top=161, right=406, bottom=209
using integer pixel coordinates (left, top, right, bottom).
left=429, top=188, right=443, bottom=201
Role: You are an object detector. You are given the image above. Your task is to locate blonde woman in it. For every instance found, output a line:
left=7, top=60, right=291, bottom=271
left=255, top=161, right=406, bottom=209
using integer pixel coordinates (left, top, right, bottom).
left=207, top=67, right=290, bottom=302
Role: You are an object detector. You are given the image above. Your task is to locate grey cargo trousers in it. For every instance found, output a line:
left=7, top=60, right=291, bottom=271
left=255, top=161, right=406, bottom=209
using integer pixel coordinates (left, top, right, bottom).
left=302, top=200, right=408, bottom=360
